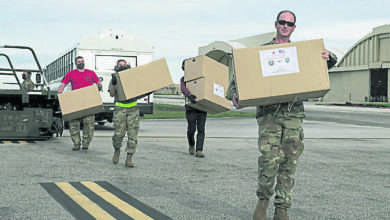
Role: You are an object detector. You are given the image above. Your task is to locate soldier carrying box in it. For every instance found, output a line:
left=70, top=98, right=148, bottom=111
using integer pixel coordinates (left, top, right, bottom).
left=109, top=59, right=140, bottom=168
left=228, top=10, right=337, bottom=220
left=58, top=56, right=103, bottom=151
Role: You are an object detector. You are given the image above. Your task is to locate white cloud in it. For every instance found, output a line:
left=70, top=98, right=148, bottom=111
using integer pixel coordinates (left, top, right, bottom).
left=295, top=19, right=390, bottom=50
left=2, top=0, right=390, bottom=84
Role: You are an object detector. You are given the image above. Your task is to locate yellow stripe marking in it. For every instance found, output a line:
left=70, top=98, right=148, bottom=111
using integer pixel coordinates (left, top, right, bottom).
left=19, top=141, right=27, bottom=144
left=55, top=182, right=115, bottom=220
left=82, top=181, right=153, bottom=220
left=3, top=141, right=12, bottom=144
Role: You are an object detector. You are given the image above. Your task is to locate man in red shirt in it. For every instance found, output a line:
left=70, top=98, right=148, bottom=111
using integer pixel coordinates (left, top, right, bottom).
left=58, top=56, right=102, bottom=151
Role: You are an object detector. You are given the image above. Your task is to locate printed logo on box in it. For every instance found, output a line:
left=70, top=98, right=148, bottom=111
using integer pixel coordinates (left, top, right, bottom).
left=213, top=83, right=225, bottom=98
left=259, top=46, right=300, bottom=77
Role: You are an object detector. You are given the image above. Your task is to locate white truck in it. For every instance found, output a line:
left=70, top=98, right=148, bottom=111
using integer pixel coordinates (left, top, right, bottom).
left=45, top=30, right=154, bottom=126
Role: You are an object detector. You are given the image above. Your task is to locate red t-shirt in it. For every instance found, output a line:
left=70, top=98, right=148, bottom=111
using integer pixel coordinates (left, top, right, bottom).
left=62, top=69, right=100, bottom=90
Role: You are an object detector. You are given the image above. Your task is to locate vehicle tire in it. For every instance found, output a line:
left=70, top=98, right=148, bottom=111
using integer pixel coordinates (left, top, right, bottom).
left=52, top=117, right=64, bottom=137
left=64, top=121, right=70, bottom=129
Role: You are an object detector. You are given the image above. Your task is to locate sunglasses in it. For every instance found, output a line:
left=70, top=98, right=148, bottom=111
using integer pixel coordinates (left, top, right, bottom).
left=277, top=20, right=295, bottom=27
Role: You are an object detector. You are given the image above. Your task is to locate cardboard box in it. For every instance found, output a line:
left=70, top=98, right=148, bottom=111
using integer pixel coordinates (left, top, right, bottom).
left=233, top=39, right=330, bottom=106
left=116, top=58, right=173, bottom=101
left=184, top=56, right=230, bottom=114
left=58, top=85, right=104, bottom=121
left=185, top=78, right=231, bottom=114
left=184, top=55, right=228, bottom=82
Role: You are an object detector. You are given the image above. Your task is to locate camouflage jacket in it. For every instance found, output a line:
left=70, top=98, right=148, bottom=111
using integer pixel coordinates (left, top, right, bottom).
left=226, top=38, right=337, bottom=118
left=108, top=78, right=137, bottom=105
left=21, top=79, right=35, bottom=91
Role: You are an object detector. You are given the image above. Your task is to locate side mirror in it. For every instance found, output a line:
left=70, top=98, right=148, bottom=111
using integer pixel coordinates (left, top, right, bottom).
left=36, top=74, right=42, bottom=84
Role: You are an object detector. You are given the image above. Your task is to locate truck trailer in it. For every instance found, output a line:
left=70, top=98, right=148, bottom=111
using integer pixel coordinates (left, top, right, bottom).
left=45, top=30, right=155, bottom=126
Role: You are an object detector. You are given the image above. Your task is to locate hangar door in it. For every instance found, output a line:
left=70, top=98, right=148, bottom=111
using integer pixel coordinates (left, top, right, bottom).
left=370, top=69, right=388, bottom=102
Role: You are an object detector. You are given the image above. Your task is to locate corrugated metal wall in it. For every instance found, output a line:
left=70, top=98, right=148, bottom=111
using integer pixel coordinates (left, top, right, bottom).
left=338, top=25, right=390, bottom=67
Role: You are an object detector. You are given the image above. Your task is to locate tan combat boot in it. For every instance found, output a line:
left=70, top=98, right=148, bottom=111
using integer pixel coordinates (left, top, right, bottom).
left=112, top=149, right=120, bottom=164
left=189, top=145, right=195, bottom=155
left=195, top=151, right=205, bottom=158
left=253, top=199, right=269, bottom=220
left=273, top=207, right=290, bottom=220
left=125, top=153, right=134, bottom=168
left=72, top=145, right=80, bottom=151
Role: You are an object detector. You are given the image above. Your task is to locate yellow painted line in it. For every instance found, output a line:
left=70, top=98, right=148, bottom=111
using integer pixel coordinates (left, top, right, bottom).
left=55, top=182, right=115, bottom=220
left=19, top=141, right=28, bottom=144
left=3, top=141, right=12, bottom=144
left=82, top=181, right=153, bottom=220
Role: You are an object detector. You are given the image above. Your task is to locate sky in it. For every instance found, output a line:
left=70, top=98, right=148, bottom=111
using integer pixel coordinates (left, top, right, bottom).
left=1, top=0, right=389, bottom=83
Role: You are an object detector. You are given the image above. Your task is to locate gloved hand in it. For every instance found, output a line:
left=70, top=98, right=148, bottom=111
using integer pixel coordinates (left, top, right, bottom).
left=112, top=74, right=117, bottom=85
left=188, top=94, right=197, bottom=104
left=232, top=93, right=241, bottom=109
left=97, top=84, right=103, bottom=91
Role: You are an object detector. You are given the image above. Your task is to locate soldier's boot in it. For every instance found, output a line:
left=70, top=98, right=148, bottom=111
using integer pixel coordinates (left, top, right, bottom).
left=189, top=145, right=195, bottom=155
left=273, top=207, right=290, bottom=220
left=253, top=199, right=269, bottom=220
left=125, top=153, right=134, bottom=168
left=72, top=145, right=80, bottom=151
left=195, top=151, right=205, bottom=158
left=82, top=144, right=89, bottom=150
left=112, top=149, right=120, bottom=164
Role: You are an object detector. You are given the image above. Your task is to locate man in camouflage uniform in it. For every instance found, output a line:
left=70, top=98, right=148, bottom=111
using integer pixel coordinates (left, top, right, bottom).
left=228, top=10, right=337, bottom=220
left=109, top=59, right=140, bottom=168
left=21, top=72, right=35, bottom=90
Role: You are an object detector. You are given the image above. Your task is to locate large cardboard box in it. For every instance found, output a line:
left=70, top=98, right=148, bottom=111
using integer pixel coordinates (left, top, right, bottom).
left=184, top=56, right=227, bottom=82
left=116, top=58, right=173, bottom=101
left=184, top=56, right=230, bottom=114
left=58, top=85, right=104, bottom=121
left=233, top=39, right=330, bottom=106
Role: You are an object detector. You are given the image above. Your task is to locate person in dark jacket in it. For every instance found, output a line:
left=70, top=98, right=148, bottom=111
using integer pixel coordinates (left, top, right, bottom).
left=180, top=59, right=207, bottom=158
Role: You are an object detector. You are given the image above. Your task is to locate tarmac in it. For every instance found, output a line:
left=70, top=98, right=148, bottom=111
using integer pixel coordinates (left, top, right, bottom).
left=0, top=104, right=389, bottom=219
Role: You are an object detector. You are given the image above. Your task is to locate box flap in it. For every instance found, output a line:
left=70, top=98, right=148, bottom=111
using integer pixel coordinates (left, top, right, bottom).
left=184, top=55, right=229, bottom=82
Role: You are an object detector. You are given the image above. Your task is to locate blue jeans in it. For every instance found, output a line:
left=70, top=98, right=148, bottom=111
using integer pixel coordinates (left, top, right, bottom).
left=185, top=110, right=207, bottom=152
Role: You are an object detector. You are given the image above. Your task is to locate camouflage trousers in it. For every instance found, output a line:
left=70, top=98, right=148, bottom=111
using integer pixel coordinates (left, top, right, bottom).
left=69, top=115, right=95, bottom=148
left=256, top=111, right=305, bottom=208
left=112, top=106, right=140, bottom=154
